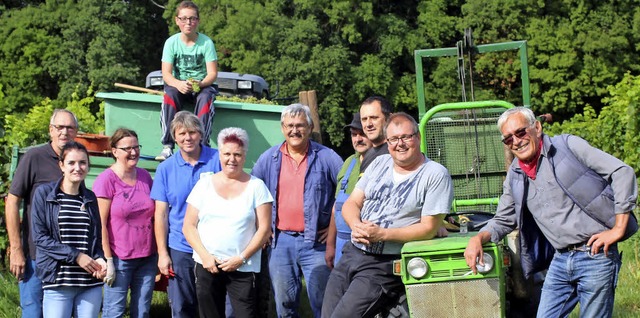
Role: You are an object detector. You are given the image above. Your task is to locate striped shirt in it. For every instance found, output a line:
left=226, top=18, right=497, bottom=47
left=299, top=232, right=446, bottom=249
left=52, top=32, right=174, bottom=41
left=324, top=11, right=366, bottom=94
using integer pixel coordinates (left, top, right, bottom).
left=43, top=193, right=102, bottom=289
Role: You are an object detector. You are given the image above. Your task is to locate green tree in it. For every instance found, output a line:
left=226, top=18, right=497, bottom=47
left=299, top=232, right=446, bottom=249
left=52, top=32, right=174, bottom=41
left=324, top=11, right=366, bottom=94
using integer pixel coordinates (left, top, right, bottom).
left=0, top=1, right=167, bottom=121
left=546, top=72, right=640, bottom=173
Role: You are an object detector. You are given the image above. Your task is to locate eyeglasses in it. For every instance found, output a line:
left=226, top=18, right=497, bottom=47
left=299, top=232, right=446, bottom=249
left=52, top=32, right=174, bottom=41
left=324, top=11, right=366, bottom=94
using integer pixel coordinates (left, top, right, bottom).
left=116, top=145, right=142, bottom=153
left=282, top=123, right=309, bottom=131
left=387, top=133, right=417, bottom=145
left=176, top=16, right=199, bottom=23
left=501, top=126, right=531, bottom=145
left=50, top=124, right=77, bottom=132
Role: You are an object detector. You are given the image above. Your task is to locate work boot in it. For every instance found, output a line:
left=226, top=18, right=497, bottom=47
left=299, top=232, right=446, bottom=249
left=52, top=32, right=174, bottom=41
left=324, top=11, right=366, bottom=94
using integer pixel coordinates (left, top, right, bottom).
left=155, top=146, right=173, bottom=161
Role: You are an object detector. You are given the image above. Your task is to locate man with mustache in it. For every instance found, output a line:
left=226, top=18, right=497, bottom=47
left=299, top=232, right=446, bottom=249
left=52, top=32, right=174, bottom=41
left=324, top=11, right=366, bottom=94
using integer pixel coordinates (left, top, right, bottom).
left=325, top=112, right=373, bottom=268
left=252, top=104, right=343, bottom=317
left=464, top=107, right=638, bottom=317
left=6, top=109, right=78, bottom=318
left=322, top=112, right=454, bottom=317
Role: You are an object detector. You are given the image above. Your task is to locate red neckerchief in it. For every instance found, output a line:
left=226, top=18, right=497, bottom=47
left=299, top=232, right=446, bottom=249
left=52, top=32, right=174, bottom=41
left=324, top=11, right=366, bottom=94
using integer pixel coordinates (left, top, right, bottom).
left=518, top=139, right=543, bottom=180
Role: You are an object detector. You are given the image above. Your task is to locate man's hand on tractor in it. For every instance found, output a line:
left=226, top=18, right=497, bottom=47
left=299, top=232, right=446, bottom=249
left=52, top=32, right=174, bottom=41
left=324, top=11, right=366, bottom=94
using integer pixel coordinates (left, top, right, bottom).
left=464, top=232, right=491, bottom=274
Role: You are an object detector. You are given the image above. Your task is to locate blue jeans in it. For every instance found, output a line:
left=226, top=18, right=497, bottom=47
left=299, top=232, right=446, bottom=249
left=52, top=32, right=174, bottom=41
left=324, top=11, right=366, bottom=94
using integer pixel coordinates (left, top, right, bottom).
left=269, top=231, right=331, bottom=318
left=168, top=249, right=198, bottom=318
left=333, top=233, right=350, bottom=267
left=103, top=254, right=158, bottom=318
left=43, top=285, right=102, bottom=318
left=19, top=258, right=43, bottom=318
left=537, top=247, right=621, bottom=318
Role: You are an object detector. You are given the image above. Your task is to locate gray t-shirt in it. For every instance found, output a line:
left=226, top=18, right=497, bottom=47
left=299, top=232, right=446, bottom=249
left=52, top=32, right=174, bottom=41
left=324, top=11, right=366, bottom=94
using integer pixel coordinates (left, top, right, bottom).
left=352, top=154, right=453, bottom=254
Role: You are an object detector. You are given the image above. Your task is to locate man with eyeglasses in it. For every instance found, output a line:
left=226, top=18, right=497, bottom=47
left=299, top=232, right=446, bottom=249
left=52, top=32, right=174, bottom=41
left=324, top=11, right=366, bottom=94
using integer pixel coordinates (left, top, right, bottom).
left=322, top=112, right=454, bottom=318
left=464, top=107, right=638, bottom=317
left=252, top=104, right=343, bottom=317
left=156, top=0, right=218, bottom=161
left=6, top=109, right=78, bottom=318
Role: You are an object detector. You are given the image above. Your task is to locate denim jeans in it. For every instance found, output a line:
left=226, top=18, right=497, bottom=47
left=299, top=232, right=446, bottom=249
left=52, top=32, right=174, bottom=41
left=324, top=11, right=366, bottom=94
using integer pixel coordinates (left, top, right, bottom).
left=43, top=285, right=102, bottom=318
left=19, top=258, right=43, bottom=318
left=102, top=254, right=158, bottom=318
left=269, top=231, right=331, bottom=318
left=537, top=247, right=621, bottom=318
left=168, top=248, right=198, bottom=318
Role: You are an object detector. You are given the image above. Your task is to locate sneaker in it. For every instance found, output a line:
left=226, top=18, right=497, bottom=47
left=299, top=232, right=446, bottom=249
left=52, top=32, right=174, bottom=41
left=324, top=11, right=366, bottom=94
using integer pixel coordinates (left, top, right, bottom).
left=155, top=146, right=173, bottom=161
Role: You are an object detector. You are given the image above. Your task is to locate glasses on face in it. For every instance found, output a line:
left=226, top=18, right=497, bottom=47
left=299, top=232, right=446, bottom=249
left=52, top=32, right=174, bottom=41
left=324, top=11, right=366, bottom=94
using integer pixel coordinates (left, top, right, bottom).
left=176, top=16, right=199, bottom=23
left=50, top=124, right=77, bottom=132
left=501, top=126, right=531, bottom=145
left=387, top=133, right=417, bottom=145
left=282, top=123, right=309, bottom=131
left=116, top=145, right=142, bottom=153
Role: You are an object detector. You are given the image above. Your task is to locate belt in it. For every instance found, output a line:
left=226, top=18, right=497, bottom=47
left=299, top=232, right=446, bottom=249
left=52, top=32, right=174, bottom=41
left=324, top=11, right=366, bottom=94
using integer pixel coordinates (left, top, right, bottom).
left=280, top=230, right=303, bottom=237
left=557, top=242, right=589, bottom=253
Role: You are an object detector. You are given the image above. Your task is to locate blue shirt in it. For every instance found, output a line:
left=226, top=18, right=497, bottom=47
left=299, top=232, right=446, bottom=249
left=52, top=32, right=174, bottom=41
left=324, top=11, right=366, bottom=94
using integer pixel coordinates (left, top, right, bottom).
left=252, top=141, right=343, bottom=245
left=150, top=146, right=222, bottom=252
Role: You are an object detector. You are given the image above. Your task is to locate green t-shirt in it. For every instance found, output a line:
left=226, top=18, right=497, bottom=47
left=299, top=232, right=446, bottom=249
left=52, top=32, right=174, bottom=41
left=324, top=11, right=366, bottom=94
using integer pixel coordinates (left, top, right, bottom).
left=161, top=32, right=218, bottom=81
left=334, top=154, right=362, bottom=198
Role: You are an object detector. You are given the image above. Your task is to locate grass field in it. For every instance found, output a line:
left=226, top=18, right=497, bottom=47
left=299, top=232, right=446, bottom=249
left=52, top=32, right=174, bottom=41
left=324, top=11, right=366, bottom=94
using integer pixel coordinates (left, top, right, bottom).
left=0, top=236, right=638, bottom=317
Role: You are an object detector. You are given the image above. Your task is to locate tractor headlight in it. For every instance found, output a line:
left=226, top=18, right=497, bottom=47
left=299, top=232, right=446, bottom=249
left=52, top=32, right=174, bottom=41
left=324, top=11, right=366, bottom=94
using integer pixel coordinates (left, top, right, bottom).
left=476, top=253, right=494, bottom=274
left=238, top=80, right=252, bottom=89
left=407, top=257, right=428, bottom=279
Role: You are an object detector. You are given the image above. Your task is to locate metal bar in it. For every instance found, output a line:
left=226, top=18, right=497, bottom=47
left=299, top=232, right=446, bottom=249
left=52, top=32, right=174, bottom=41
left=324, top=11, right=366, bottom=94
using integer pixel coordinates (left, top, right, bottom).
left=415, top=40, right=529, bottom=118
left=452, top=198, right=500, bottom=213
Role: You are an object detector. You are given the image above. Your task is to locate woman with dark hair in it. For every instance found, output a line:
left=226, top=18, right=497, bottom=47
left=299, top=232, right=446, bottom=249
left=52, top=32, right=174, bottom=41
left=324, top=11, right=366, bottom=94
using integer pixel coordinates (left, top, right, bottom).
left=93, top=128, right=156, bottom=318
left=31, top=141, right=106, bottom=318
left=183, top=127, right=272, bottom=318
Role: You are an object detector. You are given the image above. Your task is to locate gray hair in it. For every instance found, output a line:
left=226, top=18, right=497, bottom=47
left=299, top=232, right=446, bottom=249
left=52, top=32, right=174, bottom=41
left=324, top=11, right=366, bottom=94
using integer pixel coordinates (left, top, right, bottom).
left=385, top=112, right=419, bottom=136
left=50, top=109, right=78, bottom=128
left=281, top=104, right=313, bottom=128
left=170, top=111, right=204, bottom=140
left=497, top=107, right=537, bottom=131
left=217, top=127, right=249, bottom=153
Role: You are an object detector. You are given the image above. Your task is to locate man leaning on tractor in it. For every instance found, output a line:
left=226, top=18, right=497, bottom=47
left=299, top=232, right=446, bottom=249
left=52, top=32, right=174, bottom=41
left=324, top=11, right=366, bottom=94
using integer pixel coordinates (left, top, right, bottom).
left=465, top=107, right=638, bottom=318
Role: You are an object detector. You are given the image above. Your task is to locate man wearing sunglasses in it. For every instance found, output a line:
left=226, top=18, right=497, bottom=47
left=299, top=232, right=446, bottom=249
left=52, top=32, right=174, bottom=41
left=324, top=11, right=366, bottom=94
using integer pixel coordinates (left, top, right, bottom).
left=465, top=107, right=638, bottom=317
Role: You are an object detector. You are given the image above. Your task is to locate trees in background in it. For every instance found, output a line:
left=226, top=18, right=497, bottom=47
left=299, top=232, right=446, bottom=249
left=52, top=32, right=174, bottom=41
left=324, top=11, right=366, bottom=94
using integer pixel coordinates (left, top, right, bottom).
left=1, top=0, right=639, bottom=147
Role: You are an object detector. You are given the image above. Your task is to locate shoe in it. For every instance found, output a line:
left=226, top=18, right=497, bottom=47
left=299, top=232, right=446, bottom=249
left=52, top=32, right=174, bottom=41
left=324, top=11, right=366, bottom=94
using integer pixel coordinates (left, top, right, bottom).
left=155, top=146, right=173, bottom=161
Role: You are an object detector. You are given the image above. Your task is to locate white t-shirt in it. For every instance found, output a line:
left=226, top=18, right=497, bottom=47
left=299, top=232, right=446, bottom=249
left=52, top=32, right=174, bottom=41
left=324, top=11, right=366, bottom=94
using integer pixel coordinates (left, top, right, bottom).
left=353, top=154, right=453, bottom=254
left=186, top=175, right=273, bottom=272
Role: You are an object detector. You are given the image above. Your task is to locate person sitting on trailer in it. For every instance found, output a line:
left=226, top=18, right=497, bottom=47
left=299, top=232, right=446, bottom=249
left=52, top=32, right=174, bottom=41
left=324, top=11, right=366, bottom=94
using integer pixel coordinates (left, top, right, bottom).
left=156, top=0, right=218, bottom=161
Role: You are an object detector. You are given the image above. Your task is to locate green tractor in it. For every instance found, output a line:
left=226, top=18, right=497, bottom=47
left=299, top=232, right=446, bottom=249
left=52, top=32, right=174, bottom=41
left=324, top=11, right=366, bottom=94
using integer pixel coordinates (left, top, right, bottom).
left=389, top=32, right=542, bottom=317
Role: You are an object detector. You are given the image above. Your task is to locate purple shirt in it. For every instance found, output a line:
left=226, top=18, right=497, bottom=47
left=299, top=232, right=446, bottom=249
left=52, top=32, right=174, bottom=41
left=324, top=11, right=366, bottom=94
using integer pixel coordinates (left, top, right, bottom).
left=93, top=167, right=156, bottom=259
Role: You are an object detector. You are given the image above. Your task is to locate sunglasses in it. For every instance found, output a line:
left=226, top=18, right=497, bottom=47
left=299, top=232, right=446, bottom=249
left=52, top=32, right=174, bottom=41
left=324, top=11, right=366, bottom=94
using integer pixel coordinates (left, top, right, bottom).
left=501, top=126, right=530, bottom=145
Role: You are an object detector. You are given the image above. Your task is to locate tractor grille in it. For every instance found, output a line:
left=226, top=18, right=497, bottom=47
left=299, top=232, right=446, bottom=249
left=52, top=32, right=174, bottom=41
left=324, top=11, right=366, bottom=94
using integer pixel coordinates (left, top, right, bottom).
left=424, top=108, right=507, bottom=212
left=406, top=278, right=502, bottom=317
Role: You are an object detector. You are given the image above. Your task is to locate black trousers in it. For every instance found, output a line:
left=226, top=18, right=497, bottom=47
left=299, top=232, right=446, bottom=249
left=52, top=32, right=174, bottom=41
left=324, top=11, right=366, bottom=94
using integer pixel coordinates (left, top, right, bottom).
left=321, top=243, right=403, bottom=318
left=195, top=263, right=257, bottom=318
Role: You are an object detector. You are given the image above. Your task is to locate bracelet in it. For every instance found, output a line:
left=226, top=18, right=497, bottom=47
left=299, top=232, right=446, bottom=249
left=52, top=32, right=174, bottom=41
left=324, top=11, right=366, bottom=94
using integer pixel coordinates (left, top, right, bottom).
left=240, top=254, right=247, bottom=264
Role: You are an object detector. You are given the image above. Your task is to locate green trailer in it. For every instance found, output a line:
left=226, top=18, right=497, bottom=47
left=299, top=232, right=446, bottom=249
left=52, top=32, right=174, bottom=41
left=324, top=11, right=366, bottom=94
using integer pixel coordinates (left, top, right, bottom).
left=97, top=92, right=286, bottom=171
left=9, top=93, right=286, bottom=203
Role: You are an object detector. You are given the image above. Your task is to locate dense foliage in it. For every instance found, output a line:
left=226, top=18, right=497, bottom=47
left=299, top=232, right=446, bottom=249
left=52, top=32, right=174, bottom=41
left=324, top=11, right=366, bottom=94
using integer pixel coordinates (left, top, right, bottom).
left=0, top=0, right=638, bottom=159
left=546, top=72, right=640, bottom=175
left=3, top=0, right=640, bottom=148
